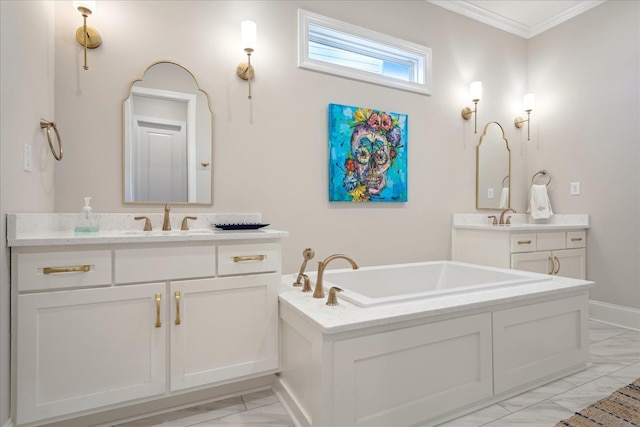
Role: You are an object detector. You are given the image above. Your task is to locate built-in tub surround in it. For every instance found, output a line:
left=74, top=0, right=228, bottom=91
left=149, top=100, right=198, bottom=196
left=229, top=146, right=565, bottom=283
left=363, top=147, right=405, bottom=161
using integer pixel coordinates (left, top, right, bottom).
left=306, top=261, right=548, bottom=307
left=276, top=262, right=593, bottom=426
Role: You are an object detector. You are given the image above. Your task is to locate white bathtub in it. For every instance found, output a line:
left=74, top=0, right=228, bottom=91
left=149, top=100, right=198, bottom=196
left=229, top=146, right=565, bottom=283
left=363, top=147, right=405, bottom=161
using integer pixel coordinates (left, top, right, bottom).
left=309, top=260, right=548, bottom=307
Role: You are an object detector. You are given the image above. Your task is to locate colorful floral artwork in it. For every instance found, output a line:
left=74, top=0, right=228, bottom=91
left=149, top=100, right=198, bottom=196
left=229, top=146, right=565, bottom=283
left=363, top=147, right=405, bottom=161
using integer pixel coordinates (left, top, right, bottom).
left=329, top=103, right=407, bottom=202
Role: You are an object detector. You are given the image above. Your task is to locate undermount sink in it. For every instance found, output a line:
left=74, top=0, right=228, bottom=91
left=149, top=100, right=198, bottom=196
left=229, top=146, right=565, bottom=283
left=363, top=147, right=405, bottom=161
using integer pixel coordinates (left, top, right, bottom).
left=118, top=229, right=215, bottom=236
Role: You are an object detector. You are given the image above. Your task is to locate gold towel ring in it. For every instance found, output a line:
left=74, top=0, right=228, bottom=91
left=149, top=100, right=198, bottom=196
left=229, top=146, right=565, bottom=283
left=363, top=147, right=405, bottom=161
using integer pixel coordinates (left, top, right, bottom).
left=501, top=175, right=509, bottom=188
left=531, top=170, right=551, bottom=186
left=40, top=118, right=63, bottom=161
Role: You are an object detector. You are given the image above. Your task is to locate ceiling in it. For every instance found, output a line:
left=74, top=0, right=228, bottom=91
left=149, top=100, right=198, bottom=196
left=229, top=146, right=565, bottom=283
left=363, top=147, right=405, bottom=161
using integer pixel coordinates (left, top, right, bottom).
left=429, top=0, right=607, bottom=39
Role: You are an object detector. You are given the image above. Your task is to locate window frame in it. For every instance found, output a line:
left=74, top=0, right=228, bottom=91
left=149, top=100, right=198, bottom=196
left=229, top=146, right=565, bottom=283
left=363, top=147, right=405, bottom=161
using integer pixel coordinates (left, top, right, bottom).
left=298, top=9, right=432, bottom=96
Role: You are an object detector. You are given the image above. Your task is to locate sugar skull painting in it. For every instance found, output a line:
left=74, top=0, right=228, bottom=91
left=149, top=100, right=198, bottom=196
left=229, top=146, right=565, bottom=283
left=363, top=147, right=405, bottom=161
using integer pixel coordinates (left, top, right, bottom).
left=329, top=103, right=407, bottom=202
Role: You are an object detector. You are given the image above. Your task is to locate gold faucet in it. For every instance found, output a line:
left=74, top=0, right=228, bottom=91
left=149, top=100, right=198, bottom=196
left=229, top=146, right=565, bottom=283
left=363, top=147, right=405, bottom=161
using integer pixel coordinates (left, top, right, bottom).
left=181, top=216, right=197, bottom=230
left=162, top=203, right=171, bottom=231
left=293, top=248, right=315, bottom=287
left=499, top=208, right=517, bottom=225
left=326, top=287, right=343, bottom=306
left=313, top=254, right=358, bottom=299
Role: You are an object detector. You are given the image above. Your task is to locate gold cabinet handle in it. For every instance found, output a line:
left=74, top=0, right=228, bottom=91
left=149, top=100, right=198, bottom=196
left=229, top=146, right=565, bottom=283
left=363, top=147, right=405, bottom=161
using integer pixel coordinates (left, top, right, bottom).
left=554, top=256, right=561, bottom=275
left=175, top=291, right=181, bottom=325
left=571, top=237, right=583, bottom=242
left=548, top=256, right=554, bottom=275
left=201, top=162, right=210, bottom=167
left=233, top=255, right=266, bottom=263
left=43, top=265, right=90, bottom=274
left=155, top=293, right=161, bottom=328
left=517, top=240, right=532, bottom=245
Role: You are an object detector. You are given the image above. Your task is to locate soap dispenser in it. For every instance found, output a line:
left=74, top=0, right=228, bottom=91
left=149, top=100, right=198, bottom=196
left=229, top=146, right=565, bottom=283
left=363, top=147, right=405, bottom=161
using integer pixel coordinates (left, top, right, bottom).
left=74, top=197, right=100, bottom=232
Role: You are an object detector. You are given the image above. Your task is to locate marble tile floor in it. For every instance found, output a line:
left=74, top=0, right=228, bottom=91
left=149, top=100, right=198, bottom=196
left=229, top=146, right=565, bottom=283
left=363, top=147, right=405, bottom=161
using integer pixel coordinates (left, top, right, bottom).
left=115, top=320, right=638, bottom=427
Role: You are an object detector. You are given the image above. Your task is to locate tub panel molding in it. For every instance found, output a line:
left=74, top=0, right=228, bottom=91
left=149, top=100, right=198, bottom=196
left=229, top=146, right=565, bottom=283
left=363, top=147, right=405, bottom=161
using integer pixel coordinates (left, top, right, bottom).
left=493, top=294, right=589, bottom=394
left=332, top=313, right=492, bottom=425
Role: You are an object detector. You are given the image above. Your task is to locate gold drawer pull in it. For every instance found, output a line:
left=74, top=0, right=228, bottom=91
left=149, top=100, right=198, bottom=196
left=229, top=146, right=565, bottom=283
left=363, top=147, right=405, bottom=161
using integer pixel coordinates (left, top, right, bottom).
left=43, top=265, right=90, bottom=275
left=554, top=256, right=561, bottom=275
left=175, top=291, right=181, bottom=325
left=571, top=237, right=583, bottom=242
left=155, top=293, right=162, bottom=328
left=548, top=256, right=554, bottom=275
left=517, top=240, right=532, bottom=245
left=233, top=255, right=266, bottom=263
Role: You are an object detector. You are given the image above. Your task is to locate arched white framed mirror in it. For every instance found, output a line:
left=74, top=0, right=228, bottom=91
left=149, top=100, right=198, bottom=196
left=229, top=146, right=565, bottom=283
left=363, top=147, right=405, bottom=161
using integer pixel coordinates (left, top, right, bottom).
left=123, top=61, right=213, bottom=205
left=476, top=121, right=510, bottom=210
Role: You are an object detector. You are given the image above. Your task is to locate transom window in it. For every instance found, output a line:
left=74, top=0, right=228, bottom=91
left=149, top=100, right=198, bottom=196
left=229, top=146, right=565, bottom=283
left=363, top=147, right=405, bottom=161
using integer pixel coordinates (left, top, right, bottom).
left=298, top=9, right=432, bottom=95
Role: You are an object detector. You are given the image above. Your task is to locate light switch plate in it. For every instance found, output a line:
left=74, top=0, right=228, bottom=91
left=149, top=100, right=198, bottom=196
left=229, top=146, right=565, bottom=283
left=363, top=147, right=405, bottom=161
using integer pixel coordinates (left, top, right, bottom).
left=570, top=182, right=580, bottom=195
left=24, top=144, right=32, bottom=172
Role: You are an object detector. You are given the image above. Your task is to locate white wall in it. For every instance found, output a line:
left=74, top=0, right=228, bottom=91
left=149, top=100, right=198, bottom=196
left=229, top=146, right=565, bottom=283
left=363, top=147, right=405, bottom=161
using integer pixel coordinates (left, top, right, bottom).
left=527, top=0, right=640, bottom=310
left=52, top=1, right=527, bottom=273
left=0, top=1, right=56, bottom=423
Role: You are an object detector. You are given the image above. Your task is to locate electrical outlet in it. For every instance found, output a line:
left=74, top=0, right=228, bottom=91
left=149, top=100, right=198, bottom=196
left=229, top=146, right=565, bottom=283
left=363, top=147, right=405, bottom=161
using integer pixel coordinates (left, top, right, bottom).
left=487, top=188, right=494, bottom=199
left=24, top=144, right=32, bottom=172
left=570, top=182, right=580, bottom=195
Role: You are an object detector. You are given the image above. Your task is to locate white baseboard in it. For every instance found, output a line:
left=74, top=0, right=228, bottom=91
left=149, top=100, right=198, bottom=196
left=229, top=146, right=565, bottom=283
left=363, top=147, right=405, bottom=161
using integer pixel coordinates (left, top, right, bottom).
left=2, top=417, right=14, bottom=427
left=590, top=300, right=640, bottom=331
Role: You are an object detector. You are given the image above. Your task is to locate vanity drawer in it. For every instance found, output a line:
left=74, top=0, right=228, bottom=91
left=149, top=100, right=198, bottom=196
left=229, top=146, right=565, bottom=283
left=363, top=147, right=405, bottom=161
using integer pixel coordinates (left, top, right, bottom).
left=218, top=243, right=280, bottom=276
left=566, top=231, right=586, bottom=248
left=16, top=250, right=112, bottom=292
left=510, top=234, right=537, bottom=253
left=115, top=245, right=216, bottom=283
left=536, top=232, right=566, bottom=251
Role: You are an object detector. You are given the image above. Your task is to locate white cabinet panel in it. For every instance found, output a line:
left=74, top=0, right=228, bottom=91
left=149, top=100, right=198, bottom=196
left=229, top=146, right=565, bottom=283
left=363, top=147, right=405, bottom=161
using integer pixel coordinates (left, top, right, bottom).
left=16, top=250, right=112, bottom=292
left=332, top=314, right=493, bottom=425
left=17, top=284, right=166, bottom=424
left=115, top=245, right=215, bottom=283
left=171, top=273, right=279, bottom=390
left=493, top=295, right=589, bottom=394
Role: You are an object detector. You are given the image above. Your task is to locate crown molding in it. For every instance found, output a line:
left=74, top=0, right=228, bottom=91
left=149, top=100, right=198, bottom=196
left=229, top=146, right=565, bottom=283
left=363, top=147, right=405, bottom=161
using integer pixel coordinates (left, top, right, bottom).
left=429, top=0, right=607, bottom=39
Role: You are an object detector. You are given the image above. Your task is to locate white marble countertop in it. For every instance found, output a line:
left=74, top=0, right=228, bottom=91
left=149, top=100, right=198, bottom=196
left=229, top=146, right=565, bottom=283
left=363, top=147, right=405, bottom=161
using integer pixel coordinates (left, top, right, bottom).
left=7, top=213, right=288, bottom=247
left=278, top=272, right=594, bottom=335
left=452, top=213, right=589, bottom=231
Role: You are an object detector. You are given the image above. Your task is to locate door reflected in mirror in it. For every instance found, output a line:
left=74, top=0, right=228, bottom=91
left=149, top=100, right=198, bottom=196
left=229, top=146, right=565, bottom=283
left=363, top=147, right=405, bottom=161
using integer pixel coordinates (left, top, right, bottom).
left=123, top=61, right=213, bottom=205
left=476, top=121, right=510, bottom=210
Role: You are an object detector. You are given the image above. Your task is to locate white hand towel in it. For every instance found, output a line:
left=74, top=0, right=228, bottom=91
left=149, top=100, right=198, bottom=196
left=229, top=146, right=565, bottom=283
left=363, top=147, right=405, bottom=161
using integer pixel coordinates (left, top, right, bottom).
left=527, top=184, right=553, bottom=219
left=499, top=187, right=509, bottom=209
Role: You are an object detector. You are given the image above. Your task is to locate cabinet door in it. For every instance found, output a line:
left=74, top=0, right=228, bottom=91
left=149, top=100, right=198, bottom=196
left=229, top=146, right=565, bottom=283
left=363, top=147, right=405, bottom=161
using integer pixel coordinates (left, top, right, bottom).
left=553, top=248, right=586, bottom=279
left=17, top=284, right=166, bottom=424
left=170, top=273, right=279, bottom=391
left=511, top=251, right=553, bottom=274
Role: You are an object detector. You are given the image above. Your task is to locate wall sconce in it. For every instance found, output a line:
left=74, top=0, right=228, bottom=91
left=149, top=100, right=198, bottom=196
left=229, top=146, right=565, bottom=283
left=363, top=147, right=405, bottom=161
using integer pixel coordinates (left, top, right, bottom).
left=236, top=20, right=257, bottom=99
left=461, top=81, right=482, bottom=133
left=514, top=93, right=535, bottom=140
left=73, top=0, right=102, bottom=71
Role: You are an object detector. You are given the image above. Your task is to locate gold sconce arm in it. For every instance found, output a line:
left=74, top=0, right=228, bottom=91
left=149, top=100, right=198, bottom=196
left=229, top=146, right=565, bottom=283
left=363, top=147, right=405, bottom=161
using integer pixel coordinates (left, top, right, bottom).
left=514, top=110, right=532, bottom=140
left=461, top=100, right=479, bottom=133
left=74, top=4, right=102, bottom=71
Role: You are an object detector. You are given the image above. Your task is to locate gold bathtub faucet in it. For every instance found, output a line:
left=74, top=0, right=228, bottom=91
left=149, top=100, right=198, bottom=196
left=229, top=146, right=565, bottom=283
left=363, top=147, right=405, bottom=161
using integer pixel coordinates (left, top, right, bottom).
left=163, top=203, right=171, bottom=230
left=313, top=254, right=359, bottom=299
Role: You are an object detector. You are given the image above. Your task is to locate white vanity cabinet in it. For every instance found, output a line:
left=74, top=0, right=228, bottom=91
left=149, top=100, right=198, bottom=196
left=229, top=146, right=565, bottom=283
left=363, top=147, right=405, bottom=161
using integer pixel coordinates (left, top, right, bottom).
left=10, top=230, right=285, bottom=426
left=170, top=273, right=279, bottom=391
left=452, top=228, right=587, bottom=279
left=16, top=282, right=167, bottom=424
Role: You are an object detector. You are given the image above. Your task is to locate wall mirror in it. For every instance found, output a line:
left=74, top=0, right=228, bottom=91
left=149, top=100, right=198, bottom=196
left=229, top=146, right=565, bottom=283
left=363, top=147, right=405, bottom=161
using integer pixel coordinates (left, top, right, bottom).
left=123, top=61, right=213, bottom=204
left=476, top=121, right=510, bottom=209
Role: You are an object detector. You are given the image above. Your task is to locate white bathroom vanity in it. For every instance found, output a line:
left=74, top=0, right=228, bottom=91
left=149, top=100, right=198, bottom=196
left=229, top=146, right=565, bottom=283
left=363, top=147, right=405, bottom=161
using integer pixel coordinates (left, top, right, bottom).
left=7, top=213, right=287, bottom=426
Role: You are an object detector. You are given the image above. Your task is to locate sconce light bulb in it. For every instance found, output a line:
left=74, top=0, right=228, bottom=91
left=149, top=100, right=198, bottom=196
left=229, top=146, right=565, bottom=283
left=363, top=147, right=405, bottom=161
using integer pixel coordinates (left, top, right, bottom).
left=241, top=20, right=257, bottom=52
left=523, top=93, right=535, bottom=112
left=470, top=81, right=483, bottom=102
